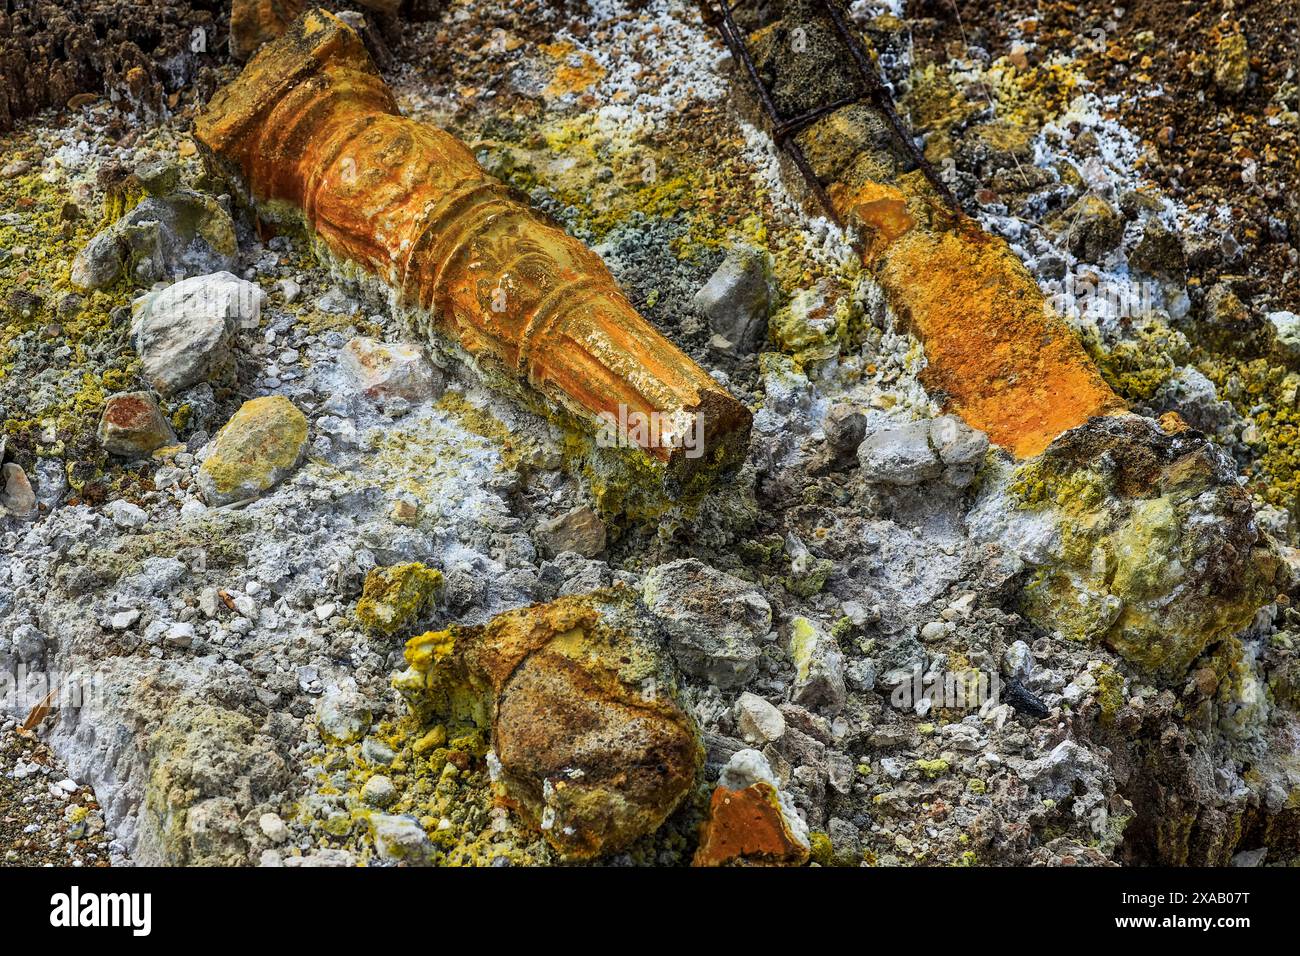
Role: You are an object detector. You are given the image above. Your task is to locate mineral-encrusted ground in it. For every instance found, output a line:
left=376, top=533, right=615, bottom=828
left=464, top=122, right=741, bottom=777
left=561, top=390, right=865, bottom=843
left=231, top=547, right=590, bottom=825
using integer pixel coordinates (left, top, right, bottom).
left=2, top=0, right=1299, bottom=867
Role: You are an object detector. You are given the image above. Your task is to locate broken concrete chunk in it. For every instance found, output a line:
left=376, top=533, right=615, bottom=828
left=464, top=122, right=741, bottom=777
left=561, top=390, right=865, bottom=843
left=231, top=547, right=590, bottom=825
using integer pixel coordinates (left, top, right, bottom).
left=693, top=749, right=809, bottom=867
left=132, top=272, right=264, bottom=395
left=393, top=588, right=701, bottom=860
left=788, top=616, right=846, bottom=714
left=534, top=505, right=607, bottom=558
left=694, top=245, right=773, bottom=354
left=641, top=558, right=771, bottom=690
left=98, top=391, right=177, bottom=458
left=194, top=10, right=750, bottom=517
left=340, top=336, right=438, bottom=401
left=196, top=395, right=308, bottom=505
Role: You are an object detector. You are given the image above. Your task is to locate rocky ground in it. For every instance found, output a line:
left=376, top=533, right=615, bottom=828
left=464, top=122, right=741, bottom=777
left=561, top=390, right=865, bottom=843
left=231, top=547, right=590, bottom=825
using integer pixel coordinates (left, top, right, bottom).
left=1, top=0, right=1298, bottom=867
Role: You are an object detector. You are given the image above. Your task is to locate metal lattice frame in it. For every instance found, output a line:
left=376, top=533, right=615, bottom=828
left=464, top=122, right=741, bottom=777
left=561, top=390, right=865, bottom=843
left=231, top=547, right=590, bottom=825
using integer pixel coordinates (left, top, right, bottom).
left=705, top=0, right=959, bottom=226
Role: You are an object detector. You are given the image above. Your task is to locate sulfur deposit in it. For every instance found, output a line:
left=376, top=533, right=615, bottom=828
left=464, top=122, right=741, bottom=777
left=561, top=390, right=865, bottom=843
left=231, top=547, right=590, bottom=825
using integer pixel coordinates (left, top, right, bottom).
left=3, top=0, right=1300, bottom=872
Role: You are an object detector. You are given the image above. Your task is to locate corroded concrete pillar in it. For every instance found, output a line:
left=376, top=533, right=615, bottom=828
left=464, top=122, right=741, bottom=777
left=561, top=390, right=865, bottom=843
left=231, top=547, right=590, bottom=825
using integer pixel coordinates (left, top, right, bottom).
left=196, top=9, right=751, bottom=511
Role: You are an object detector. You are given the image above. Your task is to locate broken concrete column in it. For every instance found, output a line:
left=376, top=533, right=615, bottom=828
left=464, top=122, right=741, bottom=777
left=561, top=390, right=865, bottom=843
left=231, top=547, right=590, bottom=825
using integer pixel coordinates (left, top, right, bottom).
left=393, top=587, right=702, bottom=860
left=195, top=9, right=751, bottom=515
left=743, top=3, right=1122, bottom=458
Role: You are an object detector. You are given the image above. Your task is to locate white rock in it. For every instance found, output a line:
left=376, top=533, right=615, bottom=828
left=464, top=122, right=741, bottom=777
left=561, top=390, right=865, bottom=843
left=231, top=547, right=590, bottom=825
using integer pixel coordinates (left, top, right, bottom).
left=131, top=272, right=264, bottom=395
left=340, top=337, right=438, bottom=401
left=110, top=609, right=141, bottom=631
left=734, top=692, right=786, bottom=744
left=164, top=621, right=195, bottom=647
left=259, top=812, right=289, bottom=844
left=106, top=499, right=148, bottom=530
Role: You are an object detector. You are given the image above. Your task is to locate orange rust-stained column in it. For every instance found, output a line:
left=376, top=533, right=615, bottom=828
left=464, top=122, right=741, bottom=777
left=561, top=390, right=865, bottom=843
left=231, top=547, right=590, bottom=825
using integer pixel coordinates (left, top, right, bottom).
left=195, top=9, right=750, bottom=498
left=831, top=179, right=1123, bottom=458
left=742, top=15, right=1122, bottom=459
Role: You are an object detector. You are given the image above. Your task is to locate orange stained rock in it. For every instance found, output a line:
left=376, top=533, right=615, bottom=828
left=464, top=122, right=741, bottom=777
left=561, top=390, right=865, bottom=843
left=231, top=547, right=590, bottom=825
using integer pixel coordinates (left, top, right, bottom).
left=398, top=589, right=702, bottom=860
left=834, top=178, right=1123, bottom=458
left=693, top=782, right=811, bottom=867
left=195, top=9, right=750, bottom=489
left=229, top=0, right=307, bottom=62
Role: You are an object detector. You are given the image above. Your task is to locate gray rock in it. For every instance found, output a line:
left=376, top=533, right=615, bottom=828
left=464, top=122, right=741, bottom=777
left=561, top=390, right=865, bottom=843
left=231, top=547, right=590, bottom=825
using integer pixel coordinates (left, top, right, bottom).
left=1150, top=367, right=1239, bottom=437
left=362, top=737, right=396, bottom=766
left=1003, top=640, right=1035, bottom=681
left=70, top=188, right=238, bottom=291
left=164, top=622, right=195, bottom=647
left=857, top=419, right=941, bottom=485
left=131, top=272, right=264, bottom=395
left=822, top=403, right=867, bottom=454
left=535, top=505, right=607, bottom=558
left=361, top=774, right=397, bottom=808
left=316, top=685, right=371, bottom=744
left=1268, top=311, right=1300, bottom=362
left=1230, top=847, right=1268, bottom=867
left=106, top=500, right=148, bottom=530
left=694, top=246, right=773, bottom=354
left=789, top=617, right=847, bottom=714
left=642, top=558, right=771, bottom=689
left=845, top=657, right=877, bottom=692
left=857, top=416, right=987, bottom=487
left=11, top=624, right=46, bottom=664
left=340, top=337, right=438, bottom=401
left=370, top=814, right=432, bottom=865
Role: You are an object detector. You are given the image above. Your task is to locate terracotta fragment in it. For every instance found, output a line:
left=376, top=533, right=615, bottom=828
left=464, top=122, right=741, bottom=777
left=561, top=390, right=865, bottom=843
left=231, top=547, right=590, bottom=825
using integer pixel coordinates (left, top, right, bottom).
left=693, top=782, right=811, bottom=867
left=195, top=9, right=751, bottom=502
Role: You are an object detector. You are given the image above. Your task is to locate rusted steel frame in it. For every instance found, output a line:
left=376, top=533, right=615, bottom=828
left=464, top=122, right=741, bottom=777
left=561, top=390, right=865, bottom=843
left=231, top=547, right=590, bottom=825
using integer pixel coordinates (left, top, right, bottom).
left=714, top=0, right=841, bottom=225
left=708, top=0, right=958, bottom=215
left=813, top=0, right=959, bottom=209
left=195, top=9, right=751, bottom=497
